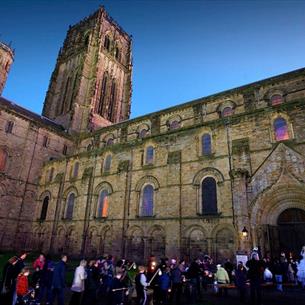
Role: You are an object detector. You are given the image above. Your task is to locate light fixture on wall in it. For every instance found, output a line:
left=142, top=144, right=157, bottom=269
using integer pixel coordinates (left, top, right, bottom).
left=242, top=227, right=248, bottom=238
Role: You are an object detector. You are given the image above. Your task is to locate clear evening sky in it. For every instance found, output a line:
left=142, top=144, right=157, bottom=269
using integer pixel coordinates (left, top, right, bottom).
left=1, top=0, right=305, bottom=119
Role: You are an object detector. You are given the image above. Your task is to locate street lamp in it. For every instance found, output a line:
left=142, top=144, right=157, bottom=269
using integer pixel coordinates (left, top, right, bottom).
left=242, top=227, right=248, bottom=238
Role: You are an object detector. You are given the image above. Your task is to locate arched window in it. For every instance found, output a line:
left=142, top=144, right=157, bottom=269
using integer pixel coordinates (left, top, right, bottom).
left=106, top=138, right=114, bottom=146
left=201, top=177, right=217, bottom=215
left=40, top=196, right=49, bottom=221
left=114, top=47, right=120, bottom=61
left=108, top=80, right=116, bottom=121
left=0, top=149, right=8, bottom=172
left=140, top=184, right=154, bottom=217
left=274, top=117, right=289, bottom=141
left=202, top=134, right=211, bottom=155
left=97, top=190, right=109, bottom=218
left=65, top=193, right=75, bottom=220
left=169, top=120, right=180, bottom=130
left=96, top=73, right=108, bottom=115
left=72, top=162, right=79, bottom=178
left=271, top=94, right=283, bottom=106
left=60, top=77, right=71, bottom=114
left=103, top=155, right=112, bottom=172
left=222, top=107, right=233, bottom=117
left=104, top=35, right=110, bottom=51
left=139, top=129, right=148, bottom=139
left=145, top=146, right=154, bottom=165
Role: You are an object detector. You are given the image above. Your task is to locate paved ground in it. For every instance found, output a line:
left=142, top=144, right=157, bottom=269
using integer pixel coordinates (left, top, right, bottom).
left=194, top=286, right=305, bottom=305
left=60, top=285, right=305, bottom=305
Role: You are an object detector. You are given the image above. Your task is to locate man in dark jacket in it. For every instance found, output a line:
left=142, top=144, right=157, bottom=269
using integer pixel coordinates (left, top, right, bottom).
left=38, top=254, right=54, bottom=305
left=246, top=252, right=264, bottom=305
left=235, top=261, right=248, bottom=303
left=51, top=254, right=67, bottom=305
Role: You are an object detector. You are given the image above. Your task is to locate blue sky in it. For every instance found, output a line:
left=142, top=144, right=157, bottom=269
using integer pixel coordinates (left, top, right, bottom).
left=1, top=0, right=305, bottom=119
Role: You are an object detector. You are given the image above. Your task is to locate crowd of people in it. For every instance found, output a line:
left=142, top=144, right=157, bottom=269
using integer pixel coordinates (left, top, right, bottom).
left=0, top=246, right=305, bottom=305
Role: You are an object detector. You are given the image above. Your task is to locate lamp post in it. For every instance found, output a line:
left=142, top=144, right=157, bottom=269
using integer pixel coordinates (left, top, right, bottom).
left=242, top=227, right=248, bottom=238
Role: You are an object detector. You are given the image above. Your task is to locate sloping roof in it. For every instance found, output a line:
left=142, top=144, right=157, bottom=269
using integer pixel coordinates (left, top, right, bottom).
left=0, top=96, right=66, bottom=133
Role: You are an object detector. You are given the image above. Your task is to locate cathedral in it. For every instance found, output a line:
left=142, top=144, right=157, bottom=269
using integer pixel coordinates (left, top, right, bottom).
left=0, top=7, right=305, bottom=263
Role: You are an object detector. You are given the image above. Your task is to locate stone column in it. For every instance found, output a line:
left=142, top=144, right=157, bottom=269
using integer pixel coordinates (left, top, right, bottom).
left=230, top=169, right=252, bottom=255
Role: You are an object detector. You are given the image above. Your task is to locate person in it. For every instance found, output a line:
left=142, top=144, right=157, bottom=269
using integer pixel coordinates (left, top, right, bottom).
left=12, top=252, right=27, bottom=305
left=234, top=261, right=247, bottom=303
left=32, top=253, right=45, bottom=297
left=224, top=259, right=234, bottom=283
left=69, top=259, right=87, bottom=305
left=158, top=267, right=171, bottom=305
left=169, top=260, right=182, bottom=305
left=246, top=252, right=264, bottom=305
left=38, top=254, right=54, bottom=305
left=81, top=260, right=99, bottom=305
left=297, top=246, right=305, bottom=288
left=110, top=272, right=128, bottom=305
left=51, top=254, right=67, bottom=305
left=135, top=266, right=149, bottom=305
left=215, top=264, right=229, bottom=296
left=16, top=267, right=30, bottom=305
left=0, top=256, right=19, bottom=305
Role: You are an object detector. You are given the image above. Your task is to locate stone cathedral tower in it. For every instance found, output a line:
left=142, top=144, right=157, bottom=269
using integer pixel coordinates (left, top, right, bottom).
left=0, top=42, right=14, bottom=96
left=42, top=7, right=132, bottom=133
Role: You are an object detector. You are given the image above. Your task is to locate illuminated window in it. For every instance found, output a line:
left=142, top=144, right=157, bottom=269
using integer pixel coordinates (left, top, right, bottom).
left=140, top=185, right=154, bottom=217
left=0, top=149, right=8, bottom=172
left=97, top=190, right=109, bottom=217
left=145, top=146, right=154, bottom=165
left=65, top=193, right=75, bottom=220
left=202, top=134, right=211, bottom=155
left=5, top=121, right=14, bottom=134
left=222, top=107, right=233, bottom=117
left=201, top=177, right=217, bottom=215
left=271, top=94, right=283, bottom=106
left=274, top=117, right=289, bottom=141
left=40, top=196, right=49, bottom=221
left=104, top=155, right=112, bottom=172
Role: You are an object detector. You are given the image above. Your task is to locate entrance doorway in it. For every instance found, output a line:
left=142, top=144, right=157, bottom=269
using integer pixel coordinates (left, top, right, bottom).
left=277, top=208, right=305, bottom=257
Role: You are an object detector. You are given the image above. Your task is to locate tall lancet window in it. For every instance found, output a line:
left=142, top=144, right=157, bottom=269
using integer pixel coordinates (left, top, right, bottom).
left=140, top=184, right=154, bottom=217
left=108, top=80, right=116, bottom=121
left=96, top=73, right=108, bottom=115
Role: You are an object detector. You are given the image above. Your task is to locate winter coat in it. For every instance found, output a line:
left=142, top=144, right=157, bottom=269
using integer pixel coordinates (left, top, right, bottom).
left=33, top=258, right=45, bottom=271
left=1, top=262, right=15, bottom=292
left=71, top=265, right=87, bottom=292
left=159, top=272, right=171, bottom=291
left=52, top=260, right=66, bottom=289
left=246, top=259, right=264, bottom=281
left=215, top=267, right=229, bottom=284
left=16, top=274, right=28, bottom=296
left=235, top=267, right=247, bottom=288
left=171, top=266, right=182, bottom=284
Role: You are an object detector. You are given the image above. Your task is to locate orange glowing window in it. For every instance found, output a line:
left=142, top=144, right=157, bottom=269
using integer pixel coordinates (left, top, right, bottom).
left=97, top=190, right=109, bottom=217
left=274, top=118, right=289, bottom=141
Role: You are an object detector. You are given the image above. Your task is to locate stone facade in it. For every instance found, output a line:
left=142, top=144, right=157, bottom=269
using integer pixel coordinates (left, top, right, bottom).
left=1, top=7, right=305, bottom=263
left=0, top=42, right=14, bottom=96
left=42, top=7, right=132, bottom=133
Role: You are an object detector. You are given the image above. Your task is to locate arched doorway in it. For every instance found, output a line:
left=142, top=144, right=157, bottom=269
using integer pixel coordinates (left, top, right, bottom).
left=277, top=208, right=305, bottom=257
